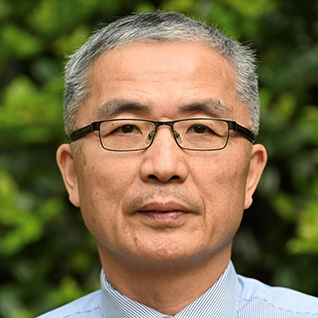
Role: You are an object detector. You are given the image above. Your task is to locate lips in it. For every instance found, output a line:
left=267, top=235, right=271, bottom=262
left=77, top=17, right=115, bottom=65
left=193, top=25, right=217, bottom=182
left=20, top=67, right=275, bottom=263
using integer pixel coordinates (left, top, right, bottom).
left=138, top=201, right=190, bottom=213
left=135, top=201, right=192, bottom=222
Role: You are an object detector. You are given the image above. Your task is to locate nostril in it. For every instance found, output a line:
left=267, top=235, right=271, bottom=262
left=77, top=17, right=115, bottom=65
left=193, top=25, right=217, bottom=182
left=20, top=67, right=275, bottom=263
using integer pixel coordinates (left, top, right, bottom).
left=148, top=174, right=180, bottom=182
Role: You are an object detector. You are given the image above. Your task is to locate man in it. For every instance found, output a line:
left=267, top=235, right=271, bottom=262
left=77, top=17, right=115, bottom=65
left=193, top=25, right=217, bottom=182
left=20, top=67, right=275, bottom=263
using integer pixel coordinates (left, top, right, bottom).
left=38, top=11, right=318, bottom=318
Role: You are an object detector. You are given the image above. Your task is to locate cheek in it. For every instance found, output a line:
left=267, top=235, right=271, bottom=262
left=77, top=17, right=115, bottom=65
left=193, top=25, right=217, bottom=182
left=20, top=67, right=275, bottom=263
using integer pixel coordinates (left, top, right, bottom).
left=78, top=149, right=136, bottom=198
left=75, top=153, right=137, bottom=238
left=194, top=153, right=248, bottom=221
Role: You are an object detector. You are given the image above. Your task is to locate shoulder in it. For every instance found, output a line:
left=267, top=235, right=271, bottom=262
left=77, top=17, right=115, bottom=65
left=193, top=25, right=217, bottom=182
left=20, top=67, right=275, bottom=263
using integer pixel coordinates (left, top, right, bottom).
left=36, top=290, right=102, bottom=318
left=237, top=274, right=318, bottom=317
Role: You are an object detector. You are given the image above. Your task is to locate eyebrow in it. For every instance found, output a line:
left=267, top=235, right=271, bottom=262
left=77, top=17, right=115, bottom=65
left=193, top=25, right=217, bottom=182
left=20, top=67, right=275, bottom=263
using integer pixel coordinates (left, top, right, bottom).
left=179, top=98, right=232, bottom=117
left=94, top=99, right=151, bottom=119
left=93, top=97, right=232, bottom=119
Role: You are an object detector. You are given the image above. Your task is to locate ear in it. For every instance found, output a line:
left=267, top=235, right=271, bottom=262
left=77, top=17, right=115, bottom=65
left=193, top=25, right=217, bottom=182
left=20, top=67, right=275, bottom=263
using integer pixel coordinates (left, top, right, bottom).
left=56, top=144, right=80, bottom=207
left=244, top=143, right=267, bottom=209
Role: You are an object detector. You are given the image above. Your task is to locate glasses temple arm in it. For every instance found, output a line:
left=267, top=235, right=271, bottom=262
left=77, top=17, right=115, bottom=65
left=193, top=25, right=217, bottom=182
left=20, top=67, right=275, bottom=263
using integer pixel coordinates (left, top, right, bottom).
left=230, top=122, right=255, bottom=143
left=69, top=124, right=96, bottom=141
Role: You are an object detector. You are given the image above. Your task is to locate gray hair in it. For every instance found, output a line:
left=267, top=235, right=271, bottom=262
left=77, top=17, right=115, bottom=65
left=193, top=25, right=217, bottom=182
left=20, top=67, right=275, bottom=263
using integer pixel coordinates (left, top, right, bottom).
left=64, top=11, right=260, bottom=137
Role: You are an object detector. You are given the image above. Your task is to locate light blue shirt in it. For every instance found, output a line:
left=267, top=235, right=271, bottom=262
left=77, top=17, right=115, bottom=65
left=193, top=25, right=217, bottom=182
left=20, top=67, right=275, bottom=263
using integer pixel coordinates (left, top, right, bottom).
left=37, top=262, right=318, bottom=317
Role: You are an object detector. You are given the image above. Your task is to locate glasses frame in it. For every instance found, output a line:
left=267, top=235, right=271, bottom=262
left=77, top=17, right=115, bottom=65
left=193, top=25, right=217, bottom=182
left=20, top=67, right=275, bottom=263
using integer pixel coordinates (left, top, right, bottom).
left=69, top=118, right=255, bottom=152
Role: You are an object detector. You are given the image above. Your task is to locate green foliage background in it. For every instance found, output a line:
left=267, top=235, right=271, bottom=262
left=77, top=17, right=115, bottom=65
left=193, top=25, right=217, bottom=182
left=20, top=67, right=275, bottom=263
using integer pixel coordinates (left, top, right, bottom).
left=0, top=0, right=318, bottom=317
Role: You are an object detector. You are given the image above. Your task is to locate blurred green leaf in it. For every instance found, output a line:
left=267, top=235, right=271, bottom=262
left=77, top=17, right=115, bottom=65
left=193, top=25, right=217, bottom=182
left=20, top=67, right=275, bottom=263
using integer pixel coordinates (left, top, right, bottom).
left=0, top=24, right=43, bottom=59
left=271, top=191, right=297, bottom=222
left=288, top=199, right=318, bottom=255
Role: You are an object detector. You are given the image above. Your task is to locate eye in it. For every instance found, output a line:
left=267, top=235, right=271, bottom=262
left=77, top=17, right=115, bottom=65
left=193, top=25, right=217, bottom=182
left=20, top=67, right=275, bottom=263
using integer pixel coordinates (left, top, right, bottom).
left=110, top=124, right=142, bottom=135
left=120, top=125, right=138, bottom=133
left=191, top=124, right=207, bottom=134
left=188, top=124, right=215, bottom=134
left=101, top=123, right=143, bottom=138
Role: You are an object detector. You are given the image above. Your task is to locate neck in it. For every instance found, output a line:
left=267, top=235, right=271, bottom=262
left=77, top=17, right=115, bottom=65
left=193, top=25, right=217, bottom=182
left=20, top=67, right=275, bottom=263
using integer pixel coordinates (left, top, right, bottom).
left=98, top=245, right=231, bottom=316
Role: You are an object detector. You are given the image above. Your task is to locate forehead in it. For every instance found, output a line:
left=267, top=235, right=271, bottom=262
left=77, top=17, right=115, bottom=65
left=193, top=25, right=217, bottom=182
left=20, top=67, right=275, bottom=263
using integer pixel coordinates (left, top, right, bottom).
left=78, top=41, right=247, bottom=124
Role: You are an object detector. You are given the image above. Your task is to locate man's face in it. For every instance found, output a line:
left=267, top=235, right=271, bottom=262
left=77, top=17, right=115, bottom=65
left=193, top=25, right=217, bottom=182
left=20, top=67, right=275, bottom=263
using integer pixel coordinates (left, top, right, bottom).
left=57, top=42, right=266, bottom=269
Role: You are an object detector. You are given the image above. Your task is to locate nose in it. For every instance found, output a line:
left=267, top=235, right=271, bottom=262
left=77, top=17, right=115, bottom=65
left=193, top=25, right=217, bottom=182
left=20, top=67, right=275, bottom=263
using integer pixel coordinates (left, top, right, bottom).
left=139, top=126, right=189, bottom=183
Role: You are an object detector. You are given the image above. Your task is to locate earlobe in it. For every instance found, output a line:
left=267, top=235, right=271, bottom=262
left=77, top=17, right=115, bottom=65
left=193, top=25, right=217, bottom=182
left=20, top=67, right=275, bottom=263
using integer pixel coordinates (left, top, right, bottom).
left=56, top=144, right=80, bottom=207
left=244, top=144, right=267, bottom=210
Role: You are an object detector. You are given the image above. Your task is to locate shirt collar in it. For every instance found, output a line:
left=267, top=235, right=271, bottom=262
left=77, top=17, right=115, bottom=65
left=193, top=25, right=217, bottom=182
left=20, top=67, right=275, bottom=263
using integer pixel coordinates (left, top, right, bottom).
left=100, top=261, right=238, bottom=318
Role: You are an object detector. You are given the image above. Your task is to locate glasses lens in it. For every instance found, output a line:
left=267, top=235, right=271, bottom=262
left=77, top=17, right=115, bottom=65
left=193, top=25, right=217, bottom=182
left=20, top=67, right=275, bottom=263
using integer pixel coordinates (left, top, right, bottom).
left=99, top=119, right=155, bottom=151
left=174, top=119, right=229, bottom=150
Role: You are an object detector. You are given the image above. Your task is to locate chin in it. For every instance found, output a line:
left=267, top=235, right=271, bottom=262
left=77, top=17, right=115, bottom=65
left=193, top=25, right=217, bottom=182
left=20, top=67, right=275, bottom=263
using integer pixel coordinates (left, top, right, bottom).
left=131, top=241, right=207, bottom=267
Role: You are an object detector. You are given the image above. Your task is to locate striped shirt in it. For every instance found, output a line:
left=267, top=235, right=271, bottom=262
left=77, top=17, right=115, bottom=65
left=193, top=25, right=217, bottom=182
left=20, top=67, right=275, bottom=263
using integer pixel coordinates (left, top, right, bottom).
left=37, top=262, right=318, bottom=317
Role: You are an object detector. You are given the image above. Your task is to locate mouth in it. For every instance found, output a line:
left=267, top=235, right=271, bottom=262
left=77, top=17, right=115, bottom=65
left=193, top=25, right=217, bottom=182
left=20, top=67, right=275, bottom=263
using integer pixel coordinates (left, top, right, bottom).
left=135, top=201, right=192, bottom=223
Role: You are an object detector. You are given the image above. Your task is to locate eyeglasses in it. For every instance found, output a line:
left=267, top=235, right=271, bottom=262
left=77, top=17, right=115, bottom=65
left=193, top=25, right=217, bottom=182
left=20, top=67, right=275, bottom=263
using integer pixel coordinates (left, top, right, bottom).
left=69, top=118, right=255, bottom=152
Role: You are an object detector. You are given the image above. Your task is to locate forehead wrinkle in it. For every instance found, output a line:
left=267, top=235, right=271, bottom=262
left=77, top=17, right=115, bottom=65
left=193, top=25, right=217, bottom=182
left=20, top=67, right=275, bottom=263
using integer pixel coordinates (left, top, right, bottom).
left=179, top=98, right=232, bottom=118
left=93, top=99, right=151, bottom=119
